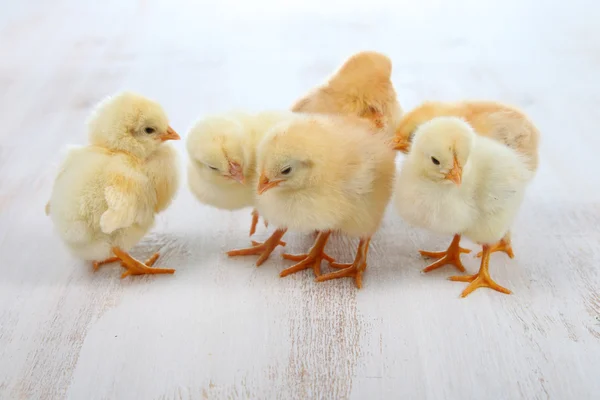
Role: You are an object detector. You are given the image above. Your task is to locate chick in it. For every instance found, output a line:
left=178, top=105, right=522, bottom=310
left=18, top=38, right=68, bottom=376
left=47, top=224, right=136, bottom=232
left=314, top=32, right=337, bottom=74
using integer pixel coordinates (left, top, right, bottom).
left=229, top=114, right=396, bottom=288
left=393, top=117, right=535, bottom=297
left=392, top=100, right=540, bottom=261
left=186, top=111, right=293, bottom=237
left=291, top=51, right=403, bottom=138
left=46, top=92, right=180, bottom=278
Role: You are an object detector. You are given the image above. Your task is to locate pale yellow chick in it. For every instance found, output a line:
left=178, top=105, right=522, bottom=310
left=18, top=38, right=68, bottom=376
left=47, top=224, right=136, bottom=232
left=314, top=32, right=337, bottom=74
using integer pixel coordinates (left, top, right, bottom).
left=229, top=114, right=396, bottom=288
left=392, top=100, right=540, bottom=262
left=394, top=117, right=535, bottom=297
left=291, top=51, right=403, bottom=139
left=46, top=92, right=181, bottom=278
left=186, top=110, right=294, bottom=237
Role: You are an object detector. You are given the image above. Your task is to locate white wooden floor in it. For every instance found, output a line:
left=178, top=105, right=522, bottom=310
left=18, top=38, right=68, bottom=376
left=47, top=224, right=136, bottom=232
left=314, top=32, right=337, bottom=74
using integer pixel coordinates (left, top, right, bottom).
left=1, top=0, right=599, bottom=399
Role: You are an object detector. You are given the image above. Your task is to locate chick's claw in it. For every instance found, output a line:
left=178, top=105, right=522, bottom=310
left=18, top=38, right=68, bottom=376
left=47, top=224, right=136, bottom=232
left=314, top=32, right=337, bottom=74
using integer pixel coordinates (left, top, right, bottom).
left=112, top=248, right=175, bottom=279
left=280, top=231, right=332, bottom=278
left=227, top=229, right=287, bottom=266
left=317, top=262, right=366, bottom=288
left=316, top=238, right=370, bottom=289
left=450, top=245, right=512, bottom=298
left=476, top=238, right=514, bottom=259
left=420, top=234, right=471, bottom=273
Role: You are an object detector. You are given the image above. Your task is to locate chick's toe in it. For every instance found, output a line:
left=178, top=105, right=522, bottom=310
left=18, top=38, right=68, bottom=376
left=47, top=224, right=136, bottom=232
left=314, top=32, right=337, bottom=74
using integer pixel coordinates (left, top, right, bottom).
left=227, top=229, right=287, bottom=266
left=316, top=238, right=370, bottom=289
left=476, top=238, right=514, bottom=259
left=112, top=248, right=174, bottom=279
left=420, top=234, right=471, bottom=273
left=280, top=231, right=332, bottom=278
left=449, top=245, right=512, bottom=297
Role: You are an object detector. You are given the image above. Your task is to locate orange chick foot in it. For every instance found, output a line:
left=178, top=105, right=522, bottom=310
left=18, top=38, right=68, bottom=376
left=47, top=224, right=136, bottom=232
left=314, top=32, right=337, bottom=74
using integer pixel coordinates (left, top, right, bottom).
left=449, top=244, right=512, bottom=297
left=227, top=229, right=287, bottom=266
left=420, top=234, right=471, bottom=273
left=476, top=238, right=514, bottom=259
left=316, top=238, right=370, bottom=289
left=280, top=231, right=332, bottom=278
left=112, top=248, right=175, bottom=279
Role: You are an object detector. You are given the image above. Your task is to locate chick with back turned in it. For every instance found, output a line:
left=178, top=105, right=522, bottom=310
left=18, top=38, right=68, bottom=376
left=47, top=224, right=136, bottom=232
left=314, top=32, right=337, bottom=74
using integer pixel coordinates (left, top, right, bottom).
left=186, top=111, right=293, bottom=239
left=392, top=100, right=540, bottom=268
left=394, top=117, right=535, bottom=297
left=46, top=92, right=181, bottom=278
left=230, top=114, right=395, bottom=288
left=291, top=51, right=403, bottom=138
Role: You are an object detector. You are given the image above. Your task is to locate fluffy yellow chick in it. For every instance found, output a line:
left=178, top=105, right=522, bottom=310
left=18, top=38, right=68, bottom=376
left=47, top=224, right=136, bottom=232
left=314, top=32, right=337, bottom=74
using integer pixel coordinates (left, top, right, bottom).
left=291, top=51, right=403, bottom=138
left=229, top=114, right=396, bottom=288
left=186, top=110, right=293, bottom=238
left=46, top=92, right=181, bottom=278
left=392, top=100, right=540, bottom=259
left=393, top=117, right=535, bottom=297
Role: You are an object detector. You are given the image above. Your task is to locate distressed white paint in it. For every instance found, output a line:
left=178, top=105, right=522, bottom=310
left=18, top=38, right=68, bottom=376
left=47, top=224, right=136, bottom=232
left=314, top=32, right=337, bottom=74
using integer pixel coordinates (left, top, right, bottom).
left=1, top=0, right=599, bottom=399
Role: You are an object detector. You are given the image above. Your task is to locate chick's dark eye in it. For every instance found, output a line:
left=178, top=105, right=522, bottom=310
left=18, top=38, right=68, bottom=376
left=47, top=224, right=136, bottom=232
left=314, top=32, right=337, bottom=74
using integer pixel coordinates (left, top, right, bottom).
left=209, top=166, right=218, bottom=171
left=431, top=157, right=440, bottom=165
left=281, top=166, right=292, bottom=175
left=144, top=127, right=155, bottom=134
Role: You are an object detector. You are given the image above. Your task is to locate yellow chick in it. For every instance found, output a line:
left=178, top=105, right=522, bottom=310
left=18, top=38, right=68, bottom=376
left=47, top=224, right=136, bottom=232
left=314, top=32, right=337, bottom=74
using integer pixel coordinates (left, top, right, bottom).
left=291, top=51, right=403, bottom=138
left=393, top=117, right=535, bottom=297
left=186, top=110, right=294, bottom=238
left=229, top=114, right=396, bottom=288
left=392, top=100, right=540, bottom=259
left=46, top=92, right=181, bottom=278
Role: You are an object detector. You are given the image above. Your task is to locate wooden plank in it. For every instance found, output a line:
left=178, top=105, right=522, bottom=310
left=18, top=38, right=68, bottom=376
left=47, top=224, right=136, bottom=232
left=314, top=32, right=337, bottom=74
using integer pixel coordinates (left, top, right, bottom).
left=0, top=0, right=598, bottom=399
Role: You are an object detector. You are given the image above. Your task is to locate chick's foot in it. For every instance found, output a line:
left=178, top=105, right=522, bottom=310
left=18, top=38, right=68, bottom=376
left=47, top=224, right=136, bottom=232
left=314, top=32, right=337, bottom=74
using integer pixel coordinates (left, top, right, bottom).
left=112, top=248, right=175, bottom=279
left=420, top=234, right=471, bottom=273
left=316, top=238, right=370, bottom=289
left=227, top=229, right=287, bottom=266
left=280, top=231, right=332, bottom=278
left=476, top=238, right=514, bottom=259
left=449, top=244, right=512, bottom=298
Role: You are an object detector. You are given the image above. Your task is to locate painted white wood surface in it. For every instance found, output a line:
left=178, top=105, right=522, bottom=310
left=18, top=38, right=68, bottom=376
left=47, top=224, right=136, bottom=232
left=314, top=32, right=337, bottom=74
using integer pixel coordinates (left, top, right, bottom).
left=1, top=0, right=599, bottom=399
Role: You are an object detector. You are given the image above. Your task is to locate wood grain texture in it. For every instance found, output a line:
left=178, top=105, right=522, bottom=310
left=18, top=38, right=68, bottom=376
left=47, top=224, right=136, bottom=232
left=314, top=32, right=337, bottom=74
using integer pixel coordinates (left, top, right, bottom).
left=1, top=0, right=599, bottom=399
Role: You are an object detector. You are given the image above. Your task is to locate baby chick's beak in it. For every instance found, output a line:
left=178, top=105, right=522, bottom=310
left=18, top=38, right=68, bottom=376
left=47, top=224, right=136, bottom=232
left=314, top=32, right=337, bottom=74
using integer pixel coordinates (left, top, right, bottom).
left=228, top=161, right=245, bottom=184
left=445, top=155, right=462, bottom=185
left=160, top=126, right=180, bottom=142
left=257, top=173, right=281, bottom=195
left=392, top=136, right=409, bottom=152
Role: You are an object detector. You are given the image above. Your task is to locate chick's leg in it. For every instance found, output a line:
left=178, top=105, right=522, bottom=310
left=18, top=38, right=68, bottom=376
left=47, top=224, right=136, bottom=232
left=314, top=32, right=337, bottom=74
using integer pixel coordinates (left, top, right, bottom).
left=112, top=247, right=175, bottom=279
left=316, top=238, right=370, bottom=289
left=227, top=229, right=287, bottom=266
left=420, top=234, right=471, bottom=273
left=249, top=209, right=259, bottom=237
left=477, top=233, right=514, bottom=259
left=280, top=231, right=333, bottom=278
left=449, top=244, right=512, bottom=297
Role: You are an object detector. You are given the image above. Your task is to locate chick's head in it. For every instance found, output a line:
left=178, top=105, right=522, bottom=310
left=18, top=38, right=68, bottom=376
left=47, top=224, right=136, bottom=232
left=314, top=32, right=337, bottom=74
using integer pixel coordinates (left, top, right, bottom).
left=186, top=116, right=250, bottom=185
left=410, top=117, right=475, bottom=186
left=256, top=118, right=334, bottom=195
left=87, top=91, right=179, bottom=158
left=392, top=101, right=450, bottom=152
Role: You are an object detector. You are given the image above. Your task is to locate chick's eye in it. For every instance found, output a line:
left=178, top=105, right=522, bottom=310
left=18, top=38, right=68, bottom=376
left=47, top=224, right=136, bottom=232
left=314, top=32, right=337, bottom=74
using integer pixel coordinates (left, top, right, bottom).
left=431, top=157, right=440, bottom=165
left=144, top=127, right=155, bottom=134
left=281, top=166, right=292, bottom=175
left=208, top=166, right=218, bottom=171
